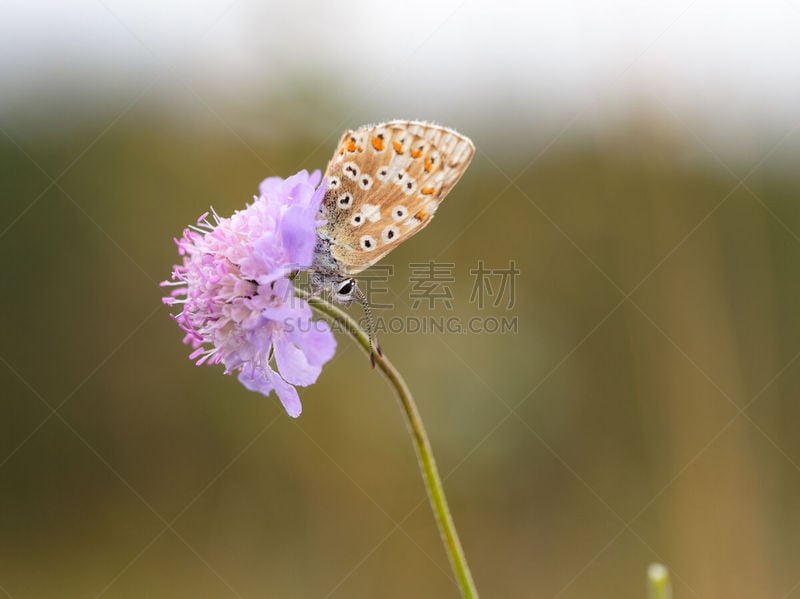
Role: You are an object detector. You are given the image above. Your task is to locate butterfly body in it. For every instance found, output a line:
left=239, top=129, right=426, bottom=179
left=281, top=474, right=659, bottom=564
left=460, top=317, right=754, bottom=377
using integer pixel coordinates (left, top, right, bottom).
left=310, top=120, right=474, bottom=301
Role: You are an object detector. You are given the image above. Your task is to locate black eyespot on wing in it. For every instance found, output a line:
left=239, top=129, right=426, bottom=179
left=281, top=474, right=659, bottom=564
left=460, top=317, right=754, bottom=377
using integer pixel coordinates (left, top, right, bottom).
left=359, top=174, right=374, bottom=190
left=381, top=224, right=400, bottom=243
left=337, top=192, right=353, bottom=208
left=360, top=233, right=377, bottom=250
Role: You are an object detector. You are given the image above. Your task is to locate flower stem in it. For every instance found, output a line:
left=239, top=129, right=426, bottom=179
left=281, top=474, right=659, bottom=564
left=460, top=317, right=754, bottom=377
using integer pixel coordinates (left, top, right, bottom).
left=297, top=289, right=480, bottom=599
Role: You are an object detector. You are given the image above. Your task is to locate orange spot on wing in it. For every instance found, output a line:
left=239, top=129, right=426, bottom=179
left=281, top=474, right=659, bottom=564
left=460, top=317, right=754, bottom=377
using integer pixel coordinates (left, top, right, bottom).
left=372, top=136, right=385, bottom=151
left=424, top=156, right=433, bottom=172
left=346, top=138, right=357, bottom=152
left=415, top=210, right=427, bottom=220
left=420, top=186, right=436, bottom=195
left=393, top=140, right=404, bottom=154
left=411, top=148, right=423, bottom=158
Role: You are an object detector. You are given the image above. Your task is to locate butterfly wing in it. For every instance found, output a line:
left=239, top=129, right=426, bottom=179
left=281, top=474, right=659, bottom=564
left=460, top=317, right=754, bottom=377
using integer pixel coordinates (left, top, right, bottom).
left=317, top=120, right=474, bottom=275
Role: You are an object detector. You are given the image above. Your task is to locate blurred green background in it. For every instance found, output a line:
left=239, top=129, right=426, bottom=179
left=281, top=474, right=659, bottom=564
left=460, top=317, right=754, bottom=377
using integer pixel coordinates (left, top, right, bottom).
left=2, top=1, right=800, bottom=598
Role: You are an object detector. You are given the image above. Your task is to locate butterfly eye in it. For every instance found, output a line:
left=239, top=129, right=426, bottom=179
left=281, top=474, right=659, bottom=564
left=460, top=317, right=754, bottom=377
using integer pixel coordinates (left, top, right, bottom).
left=392, top=206, right=407, bottom=221
left=350, top=213, right=364, bottom=227
left=337, top=192, right=353, bottom=209
left=360, top=235, right=377, bottom=251
left=336, top=278, right=355, bottom=296
left=343, top=162, right=360, bottom=180
left=382, top=225, right=400, bottom=243
left=402, top=178, right=417, bottom=195
left=359, top=174, right=373, bottom=190
left=328, top=176, right=341, bottom=190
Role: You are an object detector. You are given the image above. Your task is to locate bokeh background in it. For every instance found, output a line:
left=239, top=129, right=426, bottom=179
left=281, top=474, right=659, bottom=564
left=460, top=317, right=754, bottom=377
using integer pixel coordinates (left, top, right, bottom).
left=2, top=1, right=800, bottom=597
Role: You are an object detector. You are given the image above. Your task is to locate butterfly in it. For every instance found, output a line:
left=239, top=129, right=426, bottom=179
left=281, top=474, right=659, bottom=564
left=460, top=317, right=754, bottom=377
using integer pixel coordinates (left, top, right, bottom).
left=309, top=120, right=475, bottom=364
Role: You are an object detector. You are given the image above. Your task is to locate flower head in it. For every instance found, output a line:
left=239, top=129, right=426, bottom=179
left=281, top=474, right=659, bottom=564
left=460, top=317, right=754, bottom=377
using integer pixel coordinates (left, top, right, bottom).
left=162, top=169, right=336, bottom=417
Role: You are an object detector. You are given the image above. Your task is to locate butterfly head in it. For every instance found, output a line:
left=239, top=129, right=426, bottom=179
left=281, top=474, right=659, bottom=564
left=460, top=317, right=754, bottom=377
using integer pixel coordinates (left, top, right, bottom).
left=309, top=270, right=382, bottom=366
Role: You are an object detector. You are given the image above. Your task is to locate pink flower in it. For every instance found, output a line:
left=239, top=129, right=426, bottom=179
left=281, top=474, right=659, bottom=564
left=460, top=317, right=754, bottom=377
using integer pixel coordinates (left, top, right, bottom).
left=163, top=170, right=336, bottom=417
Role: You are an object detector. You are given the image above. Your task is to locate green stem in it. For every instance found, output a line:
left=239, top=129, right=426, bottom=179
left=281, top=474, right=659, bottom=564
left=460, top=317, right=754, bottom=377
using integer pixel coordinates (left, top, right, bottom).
left=296, top=288, right=480, bottom=599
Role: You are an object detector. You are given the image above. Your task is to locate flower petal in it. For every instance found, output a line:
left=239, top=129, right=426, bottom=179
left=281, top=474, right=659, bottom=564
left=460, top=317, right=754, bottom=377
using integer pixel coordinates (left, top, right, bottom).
left=280, top=204, right=317, bottom=267
left=267, top=367, right=303, bottom=418
left=238, top=362, right=303, bottom=417
left=237, top=362, right=274, bottom=395
left=259, top=174, right=289, bottom=198
left=287, top=320, right=337, bottom=368
left=273, top=332, right=321, bottom=386
left=308, top=169, right=322, bottom=189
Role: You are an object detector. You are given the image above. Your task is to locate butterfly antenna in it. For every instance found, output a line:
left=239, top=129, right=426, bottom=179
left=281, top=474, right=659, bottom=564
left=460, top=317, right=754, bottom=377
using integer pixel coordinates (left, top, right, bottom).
left=354, top=285, right=381, bottom=367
